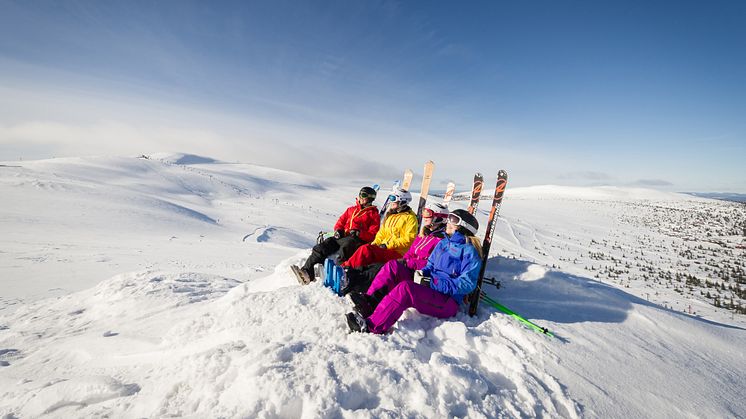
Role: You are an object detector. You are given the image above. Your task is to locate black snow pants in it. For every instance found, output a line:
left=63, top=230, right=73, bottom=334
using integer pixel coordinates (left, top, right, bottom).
left=340, top=263, right=385, bottom=296
left=302, top=235, right=364, bottom=275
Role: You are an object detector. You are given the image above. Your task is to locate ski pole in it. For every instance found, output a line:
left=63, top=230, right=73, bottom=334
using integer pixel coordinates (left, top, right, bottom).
left=480, top=293, right=554, bottom=337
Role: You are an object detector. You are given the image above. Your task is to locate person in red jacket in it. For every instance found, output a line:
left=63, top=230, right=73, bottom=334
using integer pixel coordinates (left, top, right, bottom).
left=293, top=186, right=380, bottom=284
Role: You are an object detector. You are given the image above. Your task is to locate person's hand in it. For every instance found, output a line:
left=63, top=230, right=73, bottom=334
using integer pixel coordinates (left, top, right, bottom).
left=349, top=229, right=359, bottom=238
left=334, top=229, right=345, bottom=239
left=413, top=270, right=431, bottom=285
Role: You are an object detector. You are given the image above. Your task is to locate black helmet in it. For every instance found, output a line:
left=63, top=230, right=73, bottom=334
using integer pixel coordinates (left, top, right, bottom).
left=359, top=186, right=377, bottom=201
left=448, top=209, right=479, bottom=236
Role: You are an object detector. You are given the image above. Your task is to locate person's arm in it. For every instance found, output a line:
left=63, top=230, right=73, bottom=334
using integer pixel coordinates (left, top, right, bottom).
left=371, top=221, right=388, bottom=246
left=334, top=206, right=351, bottom=233
left=402, top=236, right=420, bottom=269
left=420, top=241, right=442, bottom=278
left=430, top=247, right=481, bottom=296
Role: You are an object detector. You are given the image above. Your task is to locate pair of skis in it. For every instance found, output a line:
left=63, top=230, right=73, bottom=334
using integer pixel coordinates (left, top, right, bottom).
left=465, top=171, right=552, bottom=336
left=467, top=170, right=507, bottom=316
left=414, top=162, right=456, bottom=219
left=382, top=161, right=445, bottom=226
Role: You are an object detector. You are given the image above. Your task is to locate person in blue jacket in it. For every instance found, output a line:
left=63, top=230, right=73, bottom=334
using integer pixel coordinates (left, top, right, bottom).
left=346, top=209, right=483, bottom=334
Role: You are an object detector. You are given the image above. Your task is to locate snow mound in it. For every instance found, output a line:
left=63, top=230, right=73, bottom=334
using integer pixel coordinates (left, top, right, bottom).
left=0, top=262, right=580, bottom=418
left=142, top=276, right=579, bottom=417
left=518, top=264, right=547, bottom=282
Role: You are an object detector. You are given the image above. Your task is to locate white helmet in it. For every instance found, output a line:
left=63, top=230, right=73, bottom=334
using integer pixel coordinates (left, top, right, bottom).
left=388, top=187, right=412, bottom=205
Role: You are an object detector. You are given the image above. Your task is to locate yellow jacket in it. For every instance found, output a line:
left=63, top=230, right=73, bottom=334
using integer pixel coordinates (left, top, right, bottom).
left=372, top=209, right=419, bottom=255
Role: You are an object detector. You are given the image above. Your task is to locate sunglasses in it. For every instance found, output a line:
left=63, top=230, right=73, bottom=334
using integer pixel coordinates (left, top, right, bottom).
left=359, top=192, right=376, bottom=199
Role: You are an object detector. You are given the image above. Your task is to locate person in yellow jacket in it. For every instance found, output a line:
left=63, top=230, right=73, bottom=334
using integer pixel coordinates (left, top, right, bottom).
left=343, top=187, right=418, bottom=268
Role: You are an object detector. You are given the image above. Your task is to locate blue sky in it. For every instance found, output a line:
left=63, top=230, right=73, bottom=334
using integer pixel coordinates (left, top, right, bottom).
left=1, top=0, right=744, bottom=191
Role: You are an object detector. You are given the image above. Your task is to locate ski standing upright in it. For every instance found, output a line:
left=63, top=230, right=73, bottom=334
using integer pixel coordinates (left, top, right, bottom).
left=467, top=173, right=484, bottom=215
left=401, top=169, right=414, bottom=190
left=415, top=161, right=435, bottom=225
left=442, top=181, right=456, bottom=206
left=468, top=170, right=508, bottom=316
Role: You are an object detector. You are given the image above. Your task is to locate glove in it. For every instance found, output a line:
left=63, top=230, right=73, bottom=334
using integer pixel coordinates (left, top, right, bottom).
left=334, top=229, right=345, bottom=239
left=413, top=270, right=431, bottom=286
left=349, top=229, right=359, bottom=238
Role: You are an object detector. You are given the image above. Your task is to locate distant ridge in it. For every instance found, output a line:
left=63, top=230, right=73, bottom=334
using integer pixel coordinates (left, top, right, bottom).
left=148, top=152, right=221, bottom=165
left=684, top=192, right=746, bottom=203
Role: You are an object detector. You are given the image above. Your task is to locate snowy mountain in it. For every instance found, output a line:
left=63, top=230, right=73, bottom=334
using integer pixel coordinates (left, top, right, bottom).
left=1, top=154, right=744, bottom=418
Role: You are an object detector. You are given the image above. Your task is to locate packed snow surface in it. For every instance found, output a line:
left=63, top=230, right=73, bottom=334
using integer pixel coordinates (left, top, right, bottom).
left=1, top=154, right=744, bottom=418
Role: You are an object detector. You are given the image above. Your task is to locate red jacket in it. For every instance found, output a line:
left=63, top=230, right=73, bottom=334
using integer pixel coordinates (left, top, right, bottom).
left=334, top=203, right=380, bottom=243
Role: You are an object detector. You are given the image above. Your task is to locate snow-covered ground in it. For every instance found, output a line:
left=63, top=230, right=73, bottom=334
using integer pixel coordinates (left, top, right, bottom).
left=1, top=154, right=744, bottom=417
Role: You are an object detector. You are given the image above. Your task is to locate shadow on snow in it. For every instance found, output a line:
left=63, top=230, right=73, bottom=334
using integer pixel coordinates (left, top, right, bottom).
left=479, top=255, right=745, bottom=331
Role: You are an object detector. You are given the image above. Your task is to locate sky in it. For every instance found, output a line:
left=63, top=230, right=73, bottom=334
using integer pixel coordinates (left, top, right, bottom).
left=1, top=0, right=745, bottom=192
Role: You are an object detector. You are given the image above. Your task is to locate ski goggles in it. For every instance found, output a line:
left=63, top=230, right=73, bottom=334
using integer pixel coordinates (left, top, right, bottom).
left=359, top=191, right=376, bottom=199
left=422, top=208, right=448, bottom=219
left=387, top=194, right=403, bottom=203
left=447, top=213, right=478, bottom=235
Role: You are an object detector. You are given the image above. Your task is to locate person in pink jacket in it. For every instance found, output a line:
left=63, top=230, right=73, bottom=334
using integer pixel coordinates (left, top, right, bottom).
left=346, top=202, right=449, bottom=313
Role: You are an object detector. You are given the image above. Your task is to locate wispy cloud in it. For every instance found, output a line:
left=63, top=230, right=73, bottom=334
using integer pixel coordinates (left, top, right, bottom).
left=0, top=85, right=399, bottom=179
left=557, top=171, right=614, bottom=181
left=631, top=179, right=674, bottom=187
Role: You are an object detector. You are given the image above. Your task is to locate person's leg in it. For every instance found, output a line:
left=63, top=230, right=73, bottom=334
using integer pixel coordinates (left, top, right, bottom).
left=341, top=267, right=365, bottom=295
left=366, top=281, right=459, bottom=334
left=367, top=259, right=414, bottom=293
left=302, top=237, right=339, bottom=274
left=346, top=245, right=401, bottom=268
left=337, top=236, right=364, bottom=263
left=367, top=259, right=400, bottom=295
left=343, top=244, right=376, bottom=268
left=355, top=263, right=384, bottom=293
left=349, top=260, right=411, bottom=317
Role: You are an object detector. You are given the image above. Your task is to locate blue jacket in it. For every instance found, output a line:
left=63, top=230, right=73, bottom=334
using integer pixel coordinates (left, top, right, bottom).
left=421, top=231, right=482, bottom=304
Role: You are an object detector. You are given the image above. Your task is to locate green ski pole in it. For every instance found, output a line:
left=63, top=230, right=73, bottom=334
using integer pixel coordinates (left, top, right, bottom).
left=480, top=293, right=554, bottom=337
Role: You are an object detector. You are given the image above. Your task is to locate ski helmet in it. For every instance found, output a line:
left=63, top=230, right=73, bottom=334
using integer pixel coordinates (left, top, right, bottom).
left=359, top=186, right=377, bottom=202
left=387, top=187, right=412, bottom=205
left=447, top=209, right=479, bottom=236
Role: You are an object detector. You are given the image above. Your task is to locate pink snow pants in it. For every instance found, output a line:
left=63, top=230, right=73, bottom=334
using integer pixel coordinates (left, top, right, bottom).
left=366, top=260, right=459, bottom=334
left=367, top=259, right=414, bottom=296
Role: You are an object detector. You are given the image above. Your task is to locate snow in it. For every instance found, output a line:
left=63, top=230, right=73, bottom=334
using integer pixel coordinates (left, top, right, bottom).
left=1, top=154, right=744, bottom=417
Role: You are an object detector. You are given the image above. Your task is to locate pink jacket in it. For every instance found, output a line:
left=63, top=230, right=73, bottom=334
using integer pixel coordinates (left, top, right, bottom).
left=402, top=232, right=444, bottom=270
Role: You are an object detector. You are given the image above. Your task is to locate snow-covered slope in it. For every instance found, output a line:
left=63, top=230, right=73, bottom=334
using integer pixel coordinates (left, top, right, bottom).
left=1, top=155, right=744, bottom=418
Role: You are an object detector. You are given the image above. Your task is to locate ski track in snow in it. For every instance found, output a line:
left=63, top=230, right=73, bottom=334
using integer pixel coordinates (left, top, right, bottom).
left=1, top=154, right=745, bottom=418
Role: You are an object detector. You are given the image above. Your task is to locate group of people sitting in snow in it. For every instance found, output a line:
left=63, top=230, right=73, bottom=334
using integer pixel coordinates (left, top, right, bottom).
left=292, top=186, right=483, bottom=335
